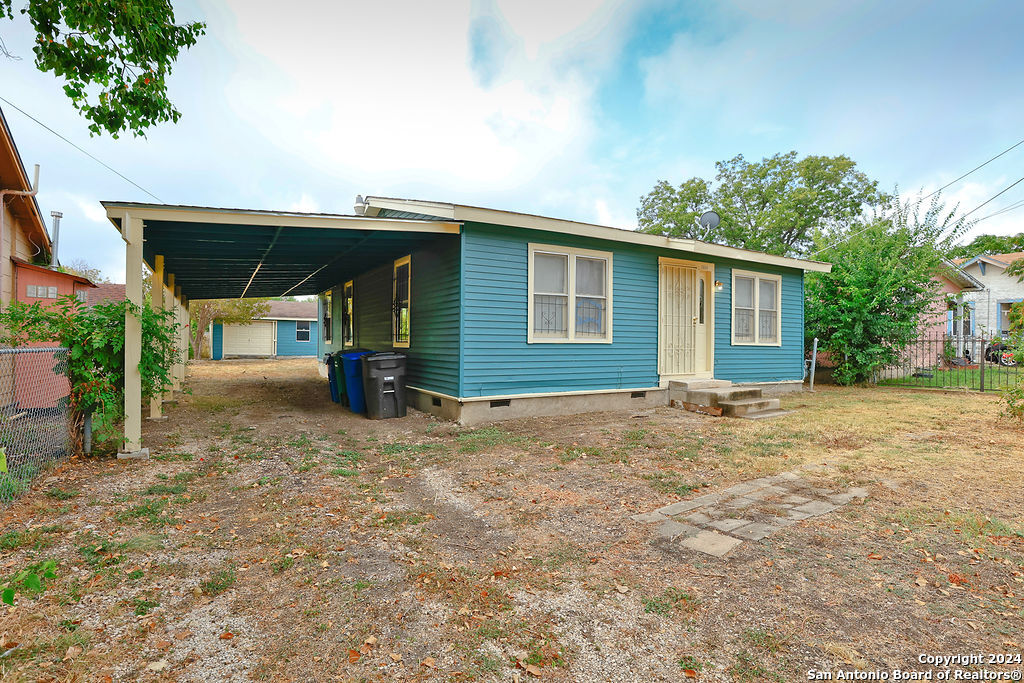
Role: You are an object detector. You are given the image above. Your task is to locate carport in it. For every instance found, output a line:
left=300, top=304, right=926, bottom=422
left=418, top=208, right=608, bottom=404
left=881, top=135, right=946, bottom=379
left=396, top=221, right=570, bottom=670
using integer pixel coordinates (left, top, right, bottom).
left=102, top=202, right=460, bottom=456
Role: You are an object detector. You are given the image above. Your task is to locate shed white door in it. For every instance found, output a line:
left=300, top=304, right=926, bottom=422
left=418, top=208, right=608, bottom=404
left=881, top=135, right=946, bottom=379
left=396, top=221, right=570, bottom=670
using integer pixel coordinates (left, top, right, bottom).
left=659, top=260, right=712, bottom=378
left=223, top=321, right=276, bottom=356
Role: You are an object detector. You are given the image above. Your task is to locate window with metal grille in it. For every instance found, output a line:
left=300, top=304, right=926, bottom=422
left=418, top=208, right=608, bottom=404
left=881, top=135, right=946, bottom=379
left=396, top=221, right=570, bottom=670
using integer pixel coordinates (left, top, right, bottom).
left=322, top=290, right=333, bottom=343
left=342, top=280, right=354, bottom=347
left=393, top=256, right=410, bottom=348
left=296, top=321, right=310, bottom=342
left=731, top=270, right=781, bottom=345
left=528, top=244, right=612, bottom=343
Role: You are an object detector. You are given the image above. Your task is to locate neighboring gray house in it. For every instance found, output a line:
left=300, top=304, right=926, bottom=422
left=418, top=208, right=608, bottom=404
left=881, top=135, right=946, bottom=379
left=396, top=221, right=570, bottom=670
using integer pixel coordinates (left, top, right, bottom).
left=953, top=252, right=1024, bottom=337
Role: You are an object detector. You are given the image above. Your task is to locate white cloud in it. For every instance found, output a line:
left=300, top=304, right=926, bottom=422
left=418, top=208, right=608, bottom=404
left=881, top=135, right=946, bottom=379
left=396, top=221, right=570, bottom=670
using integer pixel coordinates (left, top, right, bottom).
left=288, top=193, right=320, bottom=214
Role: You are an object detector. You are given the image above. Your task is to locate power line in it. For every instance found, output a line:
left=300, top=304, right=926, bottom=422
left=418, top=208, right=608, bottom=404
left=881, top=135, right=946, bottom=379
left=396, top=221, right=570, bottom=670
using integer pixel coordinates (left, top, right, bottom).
left=960, top=174, right=1024, bottom=220
left=974, top=198, right=1024, bottom=224
left=922, top=136, right=1024, bottom=201
left=0, top=95, right=162, bottom=202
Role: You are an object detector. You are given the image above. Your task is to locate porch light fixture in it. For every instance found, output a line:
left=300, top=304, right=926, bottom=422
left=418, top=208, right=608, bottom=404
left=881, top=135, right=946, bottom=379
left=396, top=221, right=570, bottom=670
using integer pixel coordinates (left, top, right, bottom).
left=714, top=280, right=724, bottom=291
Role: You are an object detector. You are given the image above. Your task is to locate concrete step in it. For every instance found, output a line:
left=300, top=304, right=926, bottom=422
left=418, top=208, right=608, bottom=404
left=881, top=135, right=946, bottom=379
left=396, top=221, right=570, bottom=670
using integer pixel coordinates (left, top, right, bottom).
left=668, top=379, right=733, bottom=391
left=684, top=387, right=763, bottom=407
left=739, top=409, right=794, bottom=420
left=717, top=397, right=780, bottom=417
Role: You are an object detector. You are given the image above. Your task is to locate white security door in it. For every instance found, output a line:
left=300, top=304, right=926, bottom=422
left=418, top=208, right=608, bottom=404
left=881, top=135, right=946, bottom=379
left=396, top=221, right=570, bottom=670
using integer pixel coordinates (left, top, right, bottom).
left=223, top=321, right=276, bottom=356
left=659, top=260, right=712, bottom=378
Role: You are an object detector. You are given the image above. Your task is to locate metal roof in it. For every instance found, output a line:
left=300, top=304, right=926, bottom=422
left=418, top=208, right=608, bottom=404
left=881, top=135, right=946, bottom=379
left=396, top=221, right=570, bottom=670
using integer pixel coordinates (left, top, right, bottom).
left=102, top=202, right=460, bottom=300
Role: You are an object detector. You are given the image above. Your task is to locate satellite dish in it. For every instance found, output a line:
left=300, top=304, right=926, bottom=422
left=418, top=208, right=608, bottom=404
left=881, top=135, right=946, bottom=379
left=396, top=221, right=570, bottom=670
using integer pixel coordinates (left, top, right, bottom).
left=698, top=210, right=721, bottom=231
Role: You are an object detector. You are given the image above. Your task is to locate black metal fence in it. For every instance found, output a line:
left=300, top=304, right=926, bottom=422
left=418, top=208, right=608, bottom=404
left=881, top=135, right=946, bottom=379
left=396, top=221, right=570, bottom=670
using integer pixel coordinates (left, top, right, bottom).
left=0, top=347, right=72, bottom=503
left=874, top=333, right=1021, bottom=391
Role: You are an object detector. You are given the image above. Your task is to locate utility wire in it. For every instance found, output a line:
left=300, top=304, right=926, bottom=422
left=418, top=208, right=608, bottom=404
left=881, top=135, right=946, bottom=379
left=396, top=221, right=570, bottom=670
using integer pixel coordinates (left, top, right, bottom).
left=0, top=95, right=162, bottom=202
left=959, top=174, right=1024, bottom=220
left=974, top=198, right=1024, bottom=224
left=921, top=136, right=1024, bottom=201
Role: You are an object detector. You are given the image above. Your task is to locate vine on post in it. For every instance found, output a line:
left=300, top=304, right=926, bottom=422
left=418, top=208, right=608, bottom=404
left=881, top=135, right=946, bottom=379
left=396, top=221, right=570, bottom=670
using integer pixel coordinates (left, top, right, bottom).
left=0, top=295, right=179, bottom=452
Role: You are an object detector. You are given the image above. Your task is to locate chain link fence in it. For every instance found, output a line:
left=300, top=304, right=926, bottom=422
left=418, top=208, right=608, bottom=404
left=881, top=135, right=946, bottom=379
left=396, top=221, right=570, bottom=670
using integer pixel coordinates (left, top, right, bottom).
left=0, top=347, right=72, bottom=503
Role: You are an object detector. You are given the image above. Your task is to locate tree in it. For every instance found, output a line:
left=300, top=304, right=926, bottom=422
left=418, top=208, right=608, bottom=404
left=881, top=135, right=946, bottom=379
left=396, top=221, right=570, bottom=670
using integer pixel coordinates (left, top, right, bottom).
left=637, top=152, right=885, bottom=256
left=805, top=195, right=970, bottom=385
left=189, top=299, right=271, bottom=359
left=949, top=232, right=1024, bottom=260
left=1, top=0, right=205, bottom=137
left=59, top=258, right=109, bottom=283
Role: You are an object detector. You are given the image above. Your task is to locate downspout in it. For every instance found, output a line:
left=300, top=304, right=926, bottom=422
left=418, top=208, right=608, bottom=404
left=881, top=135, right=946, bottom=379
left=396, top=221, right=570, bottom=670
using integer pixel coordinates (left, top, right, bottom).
left=0, top=164, right=40, bottom=300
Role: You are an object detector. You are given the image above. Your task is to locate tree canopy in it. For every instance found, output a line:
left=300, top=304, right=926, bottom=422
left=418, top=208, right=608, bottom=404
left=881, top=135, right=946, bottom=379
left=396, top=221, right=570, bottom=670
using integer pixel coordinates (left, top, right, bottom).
left=637, top=152, right=885, bottom=257
left=1, top=0, right=205, bottom=136
left=805, top=196, right=969, bottom=384
left=948, top=232, right=1024, bottom=260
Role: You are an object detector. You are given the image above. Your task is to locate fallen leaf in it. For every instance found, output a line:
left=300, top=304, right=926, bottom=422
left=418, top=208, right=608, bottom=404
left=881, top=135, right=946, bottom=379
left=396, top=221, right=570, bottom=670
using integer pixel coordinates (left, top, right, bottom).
left=348, top=649, right=361, bottom=664
left=526, top=664, right=542, bottom=677
left=174, top=630, right=192, bottom=640
left=914, top=577, right=928, bottom=587
left=389, top=653, right=402, bottom=662
left=422, top=656, right=437, bottom=668
left=683, top=669, right=698, bottom=679
left=364, top=635, right=377, bottom=647
left=63, top=645, right=83, bottom=660
left=154, top=640, right=173, bottom=650
left=219, top=632, right=234, bottom=640
left=146, top=659, right=168, bottom=672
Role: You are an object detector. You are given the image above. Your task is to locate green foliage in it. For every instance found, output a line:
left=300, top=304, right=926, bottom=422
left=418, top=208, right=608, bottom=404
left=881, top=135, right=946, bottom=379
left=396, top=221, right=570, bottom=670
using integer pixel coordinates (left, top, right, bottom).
left=199, top=566, right=236, bottom=595
left=637, top=151, right=885, bottom=256
left=1002, top=378, right=1024, bottom=424
left=0, top=295, right=178, bottom=451
left=806, top=195, right=968, bottom=384
left=949, top=232, right=1024, bottom=260
left=1, top=559, right=58, bottom=605
left=1, top=0, right=205, bottom=137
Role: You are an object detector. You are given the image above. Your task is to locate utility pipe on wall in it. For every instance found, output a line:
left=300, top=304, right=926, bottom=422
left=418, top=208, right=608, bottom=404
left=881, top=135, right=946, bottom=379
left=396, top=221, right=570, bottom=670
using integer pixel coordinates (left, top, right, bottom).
left=50, top=211, right=62, bottom=266
left=0, top=164, right=40, bottom=301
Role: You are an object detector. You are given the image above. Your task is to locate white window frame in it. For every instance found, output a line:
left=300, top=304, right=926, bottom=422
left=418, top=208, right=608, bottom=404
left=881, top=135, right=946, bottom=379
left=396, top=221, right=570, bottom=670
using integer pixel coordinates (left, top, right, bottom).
left=342, top=280, right=354, bottom=348
left=295, top=320, right=311, bottom=342
left=322, top=290, right=333, bottom=344
left=393, top=255, right=411, bottom=349
left=527, top=243, right=613, bottom=344
left=731, top=269, right=782, bottom=347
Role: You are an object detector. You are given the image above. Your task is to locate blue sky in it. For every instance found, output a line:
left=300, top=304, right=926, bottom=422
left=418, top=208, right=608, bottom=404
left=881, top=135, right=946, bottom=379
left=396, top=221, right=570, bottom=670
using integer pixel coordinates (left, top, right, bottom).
left=1, top=0, right=1022, bottom=282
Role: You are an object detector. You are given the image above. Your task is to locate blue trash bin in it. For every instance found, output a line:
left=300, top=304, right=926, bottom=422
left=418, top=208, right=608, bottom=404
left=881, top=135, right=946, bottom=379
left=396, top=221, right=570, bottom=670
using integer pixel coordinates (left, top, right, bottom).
left=341, top=350, right=374, bottom=413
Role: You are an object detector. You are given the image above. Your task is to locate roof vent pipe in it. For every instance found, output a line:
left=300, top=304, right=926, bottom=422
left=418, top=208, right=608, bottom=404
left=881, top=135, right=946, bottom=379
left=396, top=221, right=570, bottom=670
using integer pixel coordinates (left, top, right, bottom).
left=50, top=211, right=62, bottom=266
left=353, top=195, right=367, bottom=215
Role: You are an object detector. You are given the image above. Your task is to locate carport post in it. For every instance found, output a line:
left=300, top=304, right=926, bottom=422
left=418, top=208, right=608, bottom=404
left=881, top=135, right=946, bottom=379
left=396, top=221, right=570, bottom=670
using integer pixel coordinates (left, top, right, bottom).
left=174, top=285, right=184, bottom=385
left=166, top=274, right=180, bottom=392
left=120, top=213, right=146, bottom=458
left=181, top=296, right=190, bottom=371
left=148, top=255, right=165, bottom=420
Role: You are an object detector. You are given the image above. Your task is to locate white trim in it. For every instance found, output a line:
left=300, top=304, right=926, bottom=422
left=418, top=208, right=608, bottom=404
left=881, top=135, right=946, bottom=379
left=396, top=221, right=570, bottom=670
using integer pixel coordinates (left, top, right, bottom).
left=257, top=316, right=317, bottom=322
left=393, top=255, right=411, bottom=348
left=407, top=384, right=663, bottom=403
left=730, top=269, right=782, bottom=347
left=295, top=320, right=311, bottom=342
left=527, top=243, right=613, bottom=344
left=363, top=196, right=831, bottom=273
left=102, top=202, right=461, bottom=235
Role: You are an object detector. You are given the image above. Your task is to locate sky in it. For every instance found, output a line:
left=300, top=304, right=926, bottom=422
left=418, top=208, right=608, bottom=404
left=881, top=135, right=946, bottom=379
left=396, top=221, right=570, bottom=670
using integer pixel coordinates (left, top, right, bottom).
left=1, top=0, right=1022, bottom=283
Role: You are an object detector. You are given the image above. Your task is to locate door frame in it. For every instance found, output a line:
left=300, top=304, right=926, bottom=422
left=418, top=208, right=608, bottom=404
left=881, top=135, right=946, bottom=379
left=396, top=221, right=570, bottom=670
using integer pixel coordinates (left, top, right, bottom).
left=657, top=257, right=715, bottom=385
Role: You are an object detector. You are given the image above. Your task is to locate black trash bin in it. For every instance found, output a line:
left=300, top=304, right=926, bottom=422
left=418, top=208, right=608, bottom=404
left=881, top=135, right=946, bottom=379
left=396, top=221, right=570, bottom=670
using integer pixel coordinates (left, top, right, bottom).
left=361, top=352, right=407, bottom=419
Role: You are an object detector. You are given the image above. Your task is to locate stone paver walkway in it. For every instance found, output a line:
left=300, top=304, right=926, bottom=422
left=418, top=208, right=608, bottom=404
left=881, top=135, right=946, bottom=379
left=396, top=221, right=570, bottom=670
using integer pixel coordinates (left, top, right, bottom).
left=632, top=469, right=868, bottom=557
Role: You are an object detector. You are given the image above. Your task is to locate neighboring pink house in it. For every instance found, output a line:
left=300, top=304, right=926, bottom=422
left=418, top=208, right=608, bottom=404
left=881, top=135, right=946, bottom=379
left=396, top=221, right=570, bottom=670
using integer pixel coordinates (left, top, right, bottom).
left=920, top=261, right=984, bottom=340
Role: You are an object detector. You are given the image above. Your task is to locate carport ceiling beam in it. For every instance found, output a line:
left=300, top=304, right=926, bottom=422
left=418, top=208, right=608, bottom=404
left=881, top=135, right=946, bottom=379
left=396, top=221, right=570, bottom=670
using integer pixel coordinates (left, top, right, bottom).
left=281, top=230, right=379, bottom=296
left=240, top=225, right=283, bottom=298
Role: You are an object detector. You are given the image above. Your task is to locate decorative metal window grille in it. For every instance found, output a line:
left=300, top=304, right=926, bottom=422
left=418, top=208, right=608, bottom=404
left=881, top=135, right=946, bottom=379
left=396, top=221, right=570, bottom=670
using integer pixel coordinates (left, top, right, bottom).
left=530, top=247, right=610, bottom=341
left=393, top=258, right=410, bottom=346
left=323, top=290, right=332, bottom=343
left=732, top=272, right=780, bottom=345
left=342, top=281, right=354, bottom=346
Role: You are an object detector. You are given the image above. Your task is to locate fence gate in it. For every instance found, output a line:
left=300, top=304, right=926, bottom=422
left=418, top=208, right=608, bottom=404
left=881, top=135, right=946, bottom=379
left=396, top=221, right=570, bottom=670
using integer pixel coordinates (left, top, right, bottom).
left=0, top=347, right=72, bottom=503
left=872, top=333, right=1020, bottom=392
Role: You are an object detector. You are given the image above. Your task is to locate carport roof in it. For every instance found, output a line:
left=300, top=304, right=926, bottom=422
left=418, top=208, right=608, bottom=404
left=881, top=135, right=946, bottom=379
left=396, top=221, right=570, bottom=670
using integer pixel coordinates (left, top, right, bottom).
left=101, top=202, right=461, bottom=300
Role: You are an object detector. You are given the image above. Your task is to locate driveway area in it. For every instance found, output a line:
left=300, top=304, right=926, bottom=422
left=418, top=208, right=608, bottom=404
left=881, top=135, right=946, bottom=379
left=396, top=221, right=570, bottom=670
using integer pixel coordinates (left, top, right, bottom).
left=1, top=358, right=1022, bottom=682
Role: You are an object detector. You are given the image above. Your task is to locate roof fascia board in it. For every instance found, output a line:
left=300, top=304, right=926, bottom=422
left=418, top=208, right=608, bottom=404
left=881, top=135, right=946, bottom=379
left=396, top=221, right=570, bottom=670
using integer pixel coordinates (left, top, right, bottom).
left=364, top=198, right=831, bottom=272
left=101, top=204, right=461, bottom=234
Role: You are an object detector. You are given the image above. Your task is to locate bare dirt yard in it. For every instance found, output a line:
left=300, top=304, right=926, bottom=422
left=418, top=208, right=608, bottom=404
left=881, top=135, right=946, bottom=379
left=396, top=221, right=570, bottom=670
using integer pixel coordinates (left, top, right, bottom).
left=2, top=358, right=1023, bottom=682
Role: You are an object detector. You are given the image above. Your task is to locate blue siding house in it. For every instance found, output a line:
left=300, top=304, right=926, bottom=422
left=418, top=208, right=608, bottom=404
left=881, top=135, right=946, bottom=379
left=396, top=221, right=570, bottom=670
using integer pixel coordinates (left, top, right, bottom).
left=313, top=197, right=830, bottom=423
left=213, top=300, right=318, bottom=359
